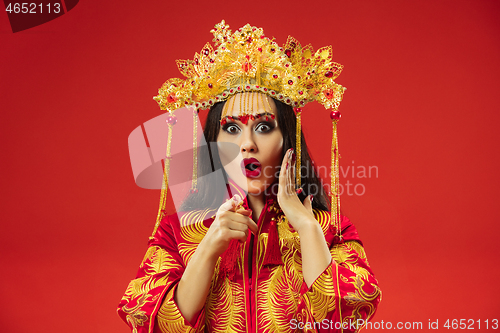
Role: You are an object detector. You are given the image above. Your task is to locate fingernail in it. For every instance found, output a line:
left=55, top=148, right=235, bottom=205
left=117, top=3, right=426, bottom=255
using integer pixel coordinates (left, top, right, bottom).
left=285, top=162, right=289, bottom=169
left=291, top=151, right=296, bottom=164
left=310, top=195, right=314, bottom=202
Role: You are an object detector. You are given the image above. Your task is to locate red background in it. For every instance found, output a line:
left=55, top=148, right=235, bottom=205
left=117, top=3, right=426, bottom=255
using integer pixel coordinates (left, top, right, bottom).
left=1, top=1, right=499, bottom=332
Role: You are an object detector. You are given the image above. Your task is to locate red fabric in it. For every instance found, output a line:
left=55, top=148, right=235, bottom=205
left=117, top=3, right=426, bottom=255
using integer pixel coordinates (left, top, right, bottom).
left=117, top=180, right=381, bottom=332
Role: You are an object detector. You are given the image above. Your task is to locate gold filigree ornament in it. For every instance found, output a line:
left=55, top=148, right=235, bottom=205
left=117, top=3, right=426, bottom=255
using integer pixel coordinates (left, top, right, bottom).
left=154, top=20, right=345, bottom=112
left=150, top=21, right=347, bottom=254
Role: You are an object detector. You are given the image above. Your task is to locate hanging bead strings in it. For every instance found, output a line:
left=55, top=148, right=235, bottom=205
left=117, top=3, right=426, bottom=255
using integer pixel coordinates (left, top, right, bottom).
left=330, top=110, right=342, bottom=240
left=150, top=115, right=176, bottom=240
left=295, top=108, right=302, bottom=188
left=191, top=109, right=198, bottom=192
left=330, top=109, right=343, bottom=331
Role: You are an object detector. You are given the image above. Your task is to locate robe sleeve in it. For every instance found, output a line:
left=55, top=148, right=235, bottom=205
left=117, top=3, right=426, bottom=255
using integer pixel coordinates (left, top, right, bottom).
left=117, top=215, right=206, bottom=333
left=296, top=215, right=381, bottom=333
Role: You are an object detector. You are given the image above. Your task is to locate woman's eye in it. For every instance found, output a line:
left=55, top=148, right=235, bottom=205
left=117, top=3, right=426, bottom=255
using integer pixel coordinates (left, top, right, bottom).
left=256, top=122, right=273, bottom=133
left=223, top=124, right=240, bottom=134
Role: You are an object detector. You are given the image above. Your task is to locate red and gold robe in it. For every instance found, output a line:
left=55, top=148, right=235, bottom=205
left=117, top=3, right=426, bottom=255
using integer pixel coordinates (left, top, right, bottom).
left=118, top=181, right=381, bottom=332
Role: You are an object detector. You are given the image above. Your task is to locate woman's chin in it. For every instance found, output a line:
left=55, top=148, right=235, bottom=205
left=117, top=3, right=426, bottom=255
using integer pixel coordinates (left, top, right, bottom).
left=245, top=179, right=274, bottom=196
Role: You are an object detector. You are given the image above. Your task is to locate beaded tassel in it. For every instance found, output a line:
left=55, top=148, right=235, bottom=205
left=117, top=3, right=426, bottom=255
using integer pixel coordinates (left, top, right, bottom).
left=150, top=116, right=176, bottom=240
left=191, top=109, right=198, bottom=192
left=330, top=111, right=342, bottom=241
left=330, top=111, right=343, bottom=331
left=295, top=108, right=302, bottom=188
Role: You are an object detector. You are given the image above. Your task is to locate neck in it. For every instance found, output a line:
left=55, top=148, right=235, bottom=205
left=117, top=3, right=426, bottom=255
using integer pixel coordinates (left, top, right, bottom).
left=246, top=192, right=265, bottom=222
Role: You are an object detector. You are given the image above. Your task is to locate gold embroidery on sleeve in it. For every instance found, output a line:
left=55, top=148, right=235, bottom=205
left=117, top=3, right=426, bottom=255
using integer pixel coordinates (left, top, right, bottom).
left=343, top=276, right=381, bottom=330
left=178, top=209, right=211, bottom=263
left=121, top=246, right=182, bottom=332
left=330, top=241, right=371, bottom=281
left=157, top=288, right=202, bottom=333
left=304, top=265, right=336, bottom=322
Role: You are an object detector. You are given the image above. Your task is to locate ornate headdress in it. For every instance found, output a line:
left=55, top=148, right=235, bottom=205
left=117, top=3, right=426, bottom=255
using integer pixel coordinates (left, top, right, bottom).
left=151, top=20, right=346, bottom=243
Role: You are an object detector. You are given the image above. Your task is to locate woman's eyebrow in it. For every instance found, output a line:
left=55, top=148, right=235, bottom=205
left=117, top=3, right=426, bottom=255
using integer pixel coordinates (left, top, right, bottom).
left=221, top=112, right=276, bottom=124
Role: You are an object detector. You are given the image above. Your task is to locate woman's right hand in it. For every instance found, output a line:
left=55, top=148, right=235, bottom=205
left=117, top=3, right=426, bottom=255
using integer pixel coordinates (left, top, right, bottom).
left=199, top=195, right=258, bottom=260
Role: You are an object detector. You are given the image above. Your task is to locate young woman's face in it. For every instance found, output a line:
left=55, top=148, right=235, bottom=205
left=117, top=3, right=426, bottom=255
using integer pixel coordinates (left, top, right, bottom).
left=217, top=93, right=283, bottom=196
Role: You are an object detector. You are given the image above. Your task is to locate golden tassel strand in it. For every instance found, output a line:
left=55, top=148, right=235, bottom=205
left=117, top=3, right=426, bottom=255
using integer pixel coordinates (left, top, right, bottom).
left=150, top=121, right=174, bottom=240
left=192, top=110, right=198, bottom=190
left=295, top=109, right=302, bottom=188
left=330, top=119, right=341, bottom=237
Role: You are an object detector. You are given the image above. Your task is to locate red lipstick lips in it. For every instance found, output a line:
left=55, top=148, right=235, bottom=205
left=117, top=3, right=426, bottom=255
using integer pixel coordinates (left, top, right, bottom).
left=241, top=158, right=262, bottom=178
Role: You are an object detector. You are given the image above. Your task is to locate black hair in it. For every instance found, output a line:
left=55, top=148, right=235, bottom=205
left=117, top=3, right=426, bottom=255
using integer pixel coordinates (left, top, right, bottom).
left=179, top=98, right=330, bottom=212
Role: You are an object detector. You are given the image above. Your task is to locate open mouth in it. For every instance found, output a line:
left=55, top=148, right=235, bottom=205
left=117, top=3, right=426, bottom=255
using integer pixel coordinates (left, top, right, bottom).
left=241, top=158, right=262, bottom=178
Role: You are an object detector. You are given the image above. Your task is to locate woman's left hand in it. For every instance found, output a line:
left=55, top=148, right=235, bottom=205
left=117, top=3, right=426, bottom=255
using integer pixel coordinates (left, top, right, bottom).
left=277, top=148, right=316, bottom=234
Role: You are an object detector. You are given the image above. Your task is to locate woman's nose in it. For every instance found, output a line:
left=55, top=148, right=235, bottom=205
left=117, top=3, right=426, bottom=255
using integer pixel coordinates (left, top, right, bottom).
left=240, top=134, right=257, bottom=153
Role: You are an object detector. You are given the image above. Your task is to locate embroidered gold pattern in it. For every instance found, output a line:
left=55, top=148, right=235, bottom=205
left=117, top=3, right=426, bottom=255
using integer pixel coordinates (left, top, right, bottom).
left=342, top=276, right=381, bottom=331
left=157, top=288, right=204, bottom=333
left=121, top=246, right=182, bottom=332
left=120, top=208, right=380, bottom=333
left=305, top=265, right=337, bottom=321
left=205, top=276, right=246, bottom=332
left=178, top=209, right=212, bottom=264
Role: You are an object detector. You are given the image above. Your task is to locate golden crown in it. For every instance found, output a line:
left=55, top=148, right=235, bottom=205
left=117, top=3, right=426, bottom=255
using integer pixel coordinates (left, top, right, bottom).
left=154, top=20, right=346, bottom=113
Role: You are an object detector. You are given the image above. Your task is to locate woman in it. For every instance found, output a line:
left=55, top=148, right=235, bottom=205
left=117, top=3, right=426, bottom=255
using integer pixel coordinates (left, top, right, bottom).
left=118, top=21, right=381, bottom=332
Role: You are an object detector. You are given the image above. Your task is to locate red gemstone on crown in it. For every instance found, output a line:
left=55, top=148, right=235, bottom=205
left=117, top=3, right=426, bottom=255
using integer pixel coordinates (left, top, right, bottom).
left=167, top=94, right=177, bottom=103
left=273, top=74, right=278, bottom=79
left=208, top=83, right=213, bottom=88
left=288, top=80, right=293, bottom=85
left=221, top=118, right=227, bottom=125
left=324, top=89, right=334, bottom=99
left=285, top=49, right=291, bottom=57
left=242, top=62, right=252, bottom=72
left=258, top=47, right=262, bottom=52
left=299, top=91, right=303, bottom=95
left=325, top=71, right=334, bottom=78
